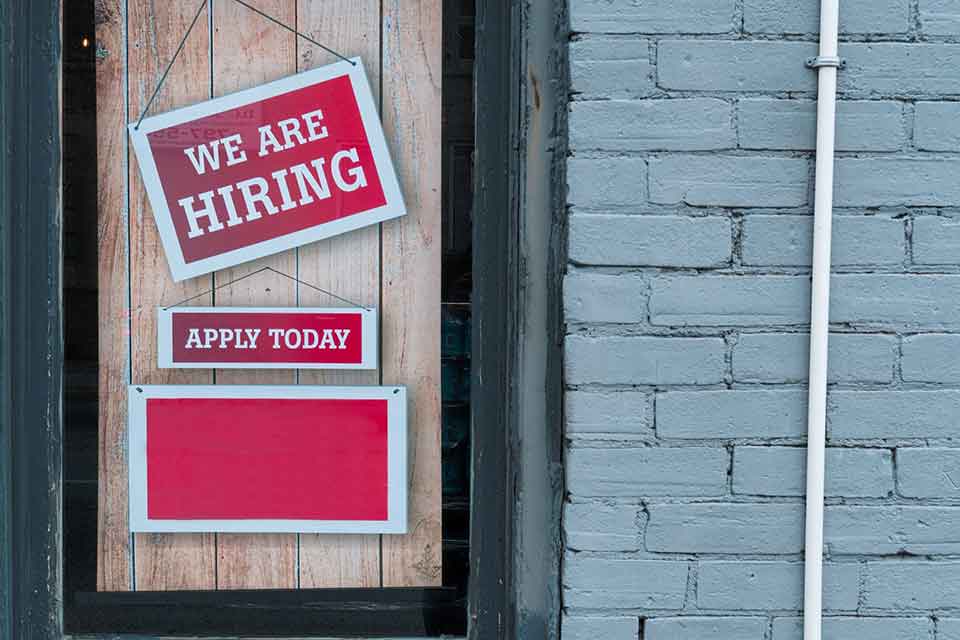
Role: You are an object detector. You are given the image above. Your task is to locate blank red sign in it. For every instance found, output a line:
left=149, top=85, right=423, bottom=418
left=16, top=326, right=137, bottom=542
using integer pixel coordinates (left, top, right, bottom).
left=128, top=385, right=407, bottom=533
left=147, top=398, right=386, bottom=520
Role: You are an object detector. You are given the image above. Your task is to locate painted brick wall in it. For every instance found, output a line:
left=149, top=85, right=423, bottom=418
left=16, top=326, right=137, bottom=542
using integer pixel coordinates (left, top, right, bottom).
left=563, top=1, right=960, bottom=638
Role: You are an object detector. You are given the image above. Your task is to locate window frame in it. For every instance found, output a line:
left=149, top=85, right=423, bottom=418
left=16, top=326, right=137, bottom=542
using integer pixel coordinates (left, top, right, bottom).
left=0, top=0, right=564, bottom=637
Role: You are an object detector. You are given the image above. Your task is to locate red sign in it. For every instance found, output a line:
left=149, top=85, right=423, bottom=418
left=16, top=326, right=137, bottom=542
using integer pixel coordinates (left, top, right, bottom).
left=129, top=59, right=404, bottom=281
left=128, top=385, right=407, bottom=533
left=157, top=307, right=376, bottom=369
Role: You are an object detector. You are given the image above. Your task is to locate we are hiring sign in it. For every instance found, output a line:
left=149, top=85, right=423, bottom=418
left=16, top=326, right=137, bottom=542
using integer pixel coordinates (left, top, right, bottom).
left=129, top=58, right=405, bottom=281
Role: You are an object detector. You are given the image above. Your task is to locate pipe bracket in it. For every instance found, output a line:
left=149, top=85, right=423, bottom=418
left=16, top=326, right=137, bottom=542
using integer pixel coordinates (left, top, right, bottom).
left=806, top=55, right=845, bottom=69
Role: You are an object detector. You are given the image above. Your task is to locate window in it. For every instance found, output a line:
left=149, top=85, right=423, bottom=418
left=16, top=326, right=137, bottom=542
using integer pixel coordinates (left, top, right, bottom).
left=61, top=0, right=469, bottom=635
left=0, top=0, right=560, bottom=637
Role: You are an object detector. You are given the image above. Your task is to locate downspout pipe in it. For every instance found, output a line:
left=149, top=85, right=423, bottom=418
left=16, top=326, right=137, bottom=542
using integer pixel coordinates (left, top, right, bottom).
left=804, top=2, right=841, bottom=640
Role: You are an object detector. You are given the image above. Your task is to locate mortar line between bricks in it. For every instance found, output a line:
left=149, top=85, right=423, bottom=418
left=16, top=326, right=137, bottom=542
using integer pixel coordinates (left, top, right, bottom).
left=568, top=381, right=960, bottom=390
left=568, top=206, right=960, bottom=216
left=566, top=325, right=960, bottom=337
left=572, top=33, right=932, bottom=42
left=908, top=0, right=921, bottom=40
left=569, top=548, right=960, bottom=561
left=565, top=608, right=953, bottom=619
left=891, top=447, right=902, bottom=498
left=576, top=149, right=960, bottom=159
left=569, top=496, right=960, bottom=507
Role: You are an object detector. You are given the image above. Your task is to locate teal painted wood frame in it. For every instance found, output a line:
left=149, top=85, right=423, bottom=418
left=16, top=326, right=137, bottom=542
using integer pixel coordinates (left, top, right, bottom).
left=0, top=1, right=64, bottom=638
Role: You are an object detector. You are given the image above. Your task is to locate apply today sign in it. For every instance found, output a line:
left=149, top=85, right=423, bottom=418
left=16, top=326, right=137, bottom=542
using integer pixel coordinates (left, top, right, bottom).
left=129, top=59, right=405, bottom=281
left=157, top=307, right=377, bottom=369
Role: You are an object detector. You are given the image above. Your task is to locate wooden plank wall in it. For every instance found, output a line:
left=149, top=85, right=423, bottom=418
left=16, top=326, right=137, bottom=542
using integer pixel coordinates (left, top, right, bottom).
left=296, top=0, right=383, bottom=589
left=380, top=1, right=443, bottom=587
left=96, top=0, right=441, bottom=591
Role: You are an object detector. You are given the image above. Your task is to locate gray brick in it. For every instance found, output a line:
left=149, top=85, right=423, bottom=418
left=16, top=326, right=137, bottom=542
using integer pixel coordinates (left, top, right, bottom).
left=657, top=390, right=807, bottom=439
left=913, top=216, right=960, bottom=266
left=771, top=617, right=929, bottom=640
left=563, top=616, right=637, bottom=640
left=739, top=100, right=905, bottom=151
left=733, top=447, right=893, bottom=497
left=733, top=333, right=896, bottom=384
left=571, top=0, right=735, bottom=34
left=650, top=276, right=808, bottom=327
left=564, top=502, right=642, bottom=551
left=566, top=336, right=727, bottom=385
left=563, top=556, right=688, bottom=609
left=568, top=447, right=728, bottom=497
left=571, top=99, right=735, bottom=152
left=565, top=272, right=646, bottom=324
left=571, top=38, right=653, bottom=99
left=647, top=503, right=803, bottom=553
left=658, top=41, right=817, bottom=93
left=939, top=619, right=960, bottom=640
left=745, top=0, right=909, bottom=34
left=835, top=158, right=960, bottom=207
left=826, top=506, right=960, bottom=554
left=698, top=561, right=860, bottom=611
left=842, top=44, right=960, bottom=95
left=897, top=448, right=960, bottom=499
left=661, top=41, right=960, bottom=97
left=864, top=561, right=960, bottom=609
left=649, top=156, right=808, bottom=208
left=830, top=390, right=960, bottom=439
left=646, top=617, right=765, bottom=640
left=915, top=102, right=960, bottom=151
left=567, top=391, right=653, bottom=438
left=741, top=215, right=904, bottom=267
left=831, top=275, right=960, bottom=326
left=568, top=156, right=646, bottom=209
left=570, top=215, right=731, bottom=268
left=902, top=334, right=960, bottom=383
left=920, top=0, right=960, bottom=36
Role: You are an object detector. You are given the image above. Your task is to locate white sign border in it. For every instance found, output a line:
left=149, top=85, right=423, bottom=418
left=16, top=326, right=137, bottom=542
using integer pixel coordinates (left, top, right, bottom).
left=157, top=306, right=378, bottom=369
left=128, top=384, right=407, bottom=534
left=128, top=58, right=406, bottom=282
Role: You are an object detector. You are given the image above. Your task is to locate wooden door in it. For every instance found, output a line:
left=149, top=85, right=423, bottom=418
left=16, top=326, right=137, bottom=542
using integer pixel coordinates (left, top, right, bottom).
left=96, top=0, right=441, bottom=591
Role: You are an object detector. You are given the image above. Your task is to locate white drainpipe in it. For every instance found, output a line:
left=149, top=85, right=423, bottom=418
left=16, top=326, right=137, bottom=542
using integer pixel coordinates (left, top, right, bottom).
left=804, top=1, right=841, bottom=640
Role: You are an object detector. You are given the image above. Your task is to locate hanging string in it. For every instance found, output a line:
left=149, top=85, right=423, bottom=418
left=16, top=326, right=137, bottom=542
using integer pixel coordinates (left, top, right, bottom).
left=230, top=0, right=356, bottom=66
left=134, top=0, right=207, bottom=130
left=161, top=266, right=370, bottom=310
left=134, top=0, right=356, bottom=130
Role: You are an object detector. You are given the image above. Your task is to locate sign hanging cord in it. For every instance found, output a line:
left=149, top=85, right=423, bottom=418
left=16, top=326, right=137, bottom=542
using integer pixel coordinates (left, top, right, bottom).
left=229, top=0, right=355, bottom=66
left=161, top=266, right=370, bottom=311
left=134, top=0, right=356, bottom=130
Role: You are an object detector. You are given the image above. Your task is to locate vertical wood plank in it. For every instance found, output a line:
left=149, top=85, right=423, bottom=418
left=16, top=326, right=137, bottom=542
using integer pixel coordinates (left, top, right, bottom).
left=211, top=0, right=298, bottom=590
left=96, top=0, right=131, bottom=592
left=380, top=0, right=444, bottom=587
left=296, top=0, right=383, bottom=589
left=128, top=0, right=217, bottom=590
